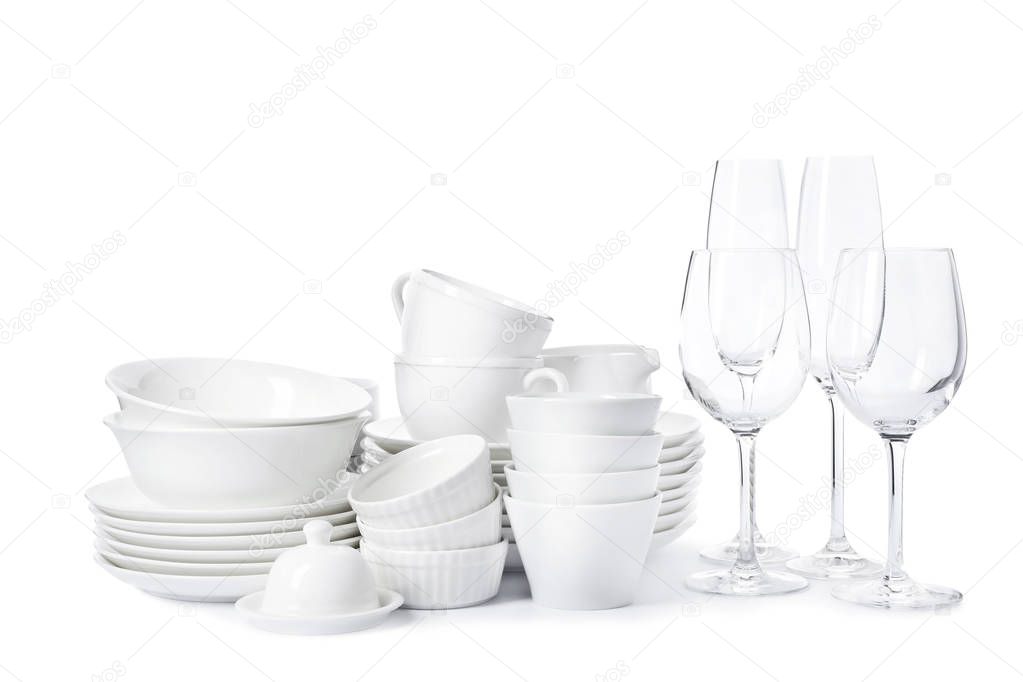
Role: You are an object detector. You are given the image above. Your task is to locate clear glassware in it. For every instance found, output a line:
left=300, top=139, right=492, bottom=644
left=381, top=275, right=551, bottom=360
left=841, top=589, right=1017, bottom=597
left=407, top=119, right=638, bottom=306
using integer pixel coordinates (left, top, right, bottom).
left=702, top=158, right=795, bottom=564
left=827, top=248, right=967, bottom=608
left=787, top=156, right=884, bottom=580
left=680, top=249, right=811, bottom=596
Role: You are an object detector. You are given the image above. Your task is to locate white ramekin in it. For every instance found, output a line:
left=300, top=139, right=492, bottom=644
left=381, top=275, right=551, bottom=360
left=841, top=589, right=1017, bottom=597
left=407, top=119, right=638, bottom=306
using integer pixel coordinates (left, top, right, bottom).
left=360, top=539, right=508, bottom=609
left=356, top=484, right=502, bottom=550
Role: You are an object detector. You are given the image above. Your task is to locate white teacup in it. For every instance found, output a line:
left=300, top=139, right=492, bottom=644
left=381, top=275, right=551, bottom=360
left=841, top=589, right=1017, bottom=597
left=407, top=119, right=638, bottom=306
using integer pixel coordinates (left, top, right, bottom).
left=394, top=356, right=567, bottom=443
left=541, top=344, right=660, bottom=394
left=392, top=270, right=553, bottom=357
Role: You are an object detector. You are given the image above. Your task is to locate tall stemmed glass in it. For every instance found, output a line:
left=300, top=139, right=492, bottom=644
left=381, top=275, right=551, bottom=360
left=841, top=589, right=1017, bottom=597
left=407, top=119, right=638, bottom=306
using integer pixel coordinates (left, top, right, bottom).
left=827, top=248, right=967, bottom=608
left=702, top=158, right=795, bottom=564
left=788, top=156, right=884, bottom=579
left=681, top=249, right=811, bottom=595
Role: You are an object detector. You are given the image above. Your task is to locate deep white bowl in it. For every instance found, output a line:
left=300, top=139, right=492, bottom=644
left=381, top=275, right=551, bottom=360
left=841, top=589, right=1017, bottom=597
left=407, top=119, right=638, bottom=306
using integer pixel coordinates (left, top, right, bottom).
left=104, top=412, right=366, bottom=509
left=504, top=494, right=661, bottom=609
left=508, top=429, right=663, bottom=474
left=106, top=358, right=372, bottom=427
left=357, top=484, right=502, bottom=550
left=360, top=539, right=508, bottom=609
left=392, top=269, right=553, bottom=357
left=503, top=464, right=660, bottom=505
left=394, top=356, right=566, bottom=442
left=541, top=344, right=659, bottom=394
left=506, top=392, right=662, bottom=435
left=348, top=435, right=492, bottom=529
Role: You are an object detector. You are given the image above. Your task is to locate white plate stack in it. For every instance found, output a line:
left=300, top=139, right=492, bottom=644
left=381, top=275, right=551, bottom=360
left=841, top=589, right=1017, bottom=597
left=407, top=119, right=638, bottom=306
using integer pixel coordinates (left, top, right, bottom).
left=650, top=411, right=704, bottom=550
left=93, top=358, right=375, bottom=602
left=88, top=477, right=360, bottom=602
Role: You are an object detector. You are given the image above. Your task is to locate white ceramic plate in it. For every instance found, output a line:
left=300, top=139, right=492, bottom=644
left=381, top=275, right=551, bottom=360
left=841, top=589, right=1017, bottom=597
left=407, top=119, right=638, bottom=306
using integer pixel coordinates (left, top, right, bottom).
left=658, top=451, right=704, bottom=477
left=91, top=507, right=356, bottom=536
left=654, top=505, right=696, bottom=532
left=96, top=541, right=274, bottom=576
left=658, top=490, right=697, bottom=516
left=98, top=534, right=360, bottom=563
left=659, top=475, right=702, bottom=502
left=656, top=462, right=703, bottom=490
left=86, top=476, right=356, bottom=523
left=95, top=554, right=267, bottom=602
left=236, top=588, right=403, bottom=635
left=658, top=435, right=706, bottom=463
left=648, top=514, right=698, bottom=551
left=363, top=417, right=511, bottom=457
left=96, top=520, right=360, bottom=550
left=655, top=412, right=702, bottom=448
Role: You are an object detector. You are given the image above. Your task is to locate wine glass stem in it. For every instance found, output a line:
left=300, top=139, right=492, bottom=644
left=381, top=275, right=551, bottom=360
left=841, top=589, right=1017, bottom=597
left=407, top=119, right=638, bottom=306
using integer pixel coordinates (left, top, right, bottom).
left=883, top=437, right=909, bottom=582
left=734, top=432, right=763, bottom=576
left=826, top=396, right=850, bottom=552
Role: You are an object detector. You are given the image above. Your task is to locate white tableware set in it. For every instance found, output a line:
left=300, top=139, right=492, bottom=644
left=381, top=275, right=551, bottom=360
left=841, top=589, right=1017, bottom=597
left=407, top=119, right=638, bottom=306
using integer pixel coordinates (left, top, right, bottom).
left=349, top=435, right=508, bottom=609
left=91, top=358, right=375, bottom=603
left=503, top=390, right=665, bottom=610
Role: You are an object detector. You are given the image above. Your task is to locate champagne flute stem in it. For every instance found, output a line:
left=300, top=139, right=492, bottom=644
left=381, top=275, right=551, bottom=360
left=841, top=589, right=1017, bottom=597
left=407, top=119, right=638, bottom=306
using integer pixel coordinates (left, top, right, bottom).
left=826, top=396, right=850, bottom=552
left=883, top=437, right=909, bottom=582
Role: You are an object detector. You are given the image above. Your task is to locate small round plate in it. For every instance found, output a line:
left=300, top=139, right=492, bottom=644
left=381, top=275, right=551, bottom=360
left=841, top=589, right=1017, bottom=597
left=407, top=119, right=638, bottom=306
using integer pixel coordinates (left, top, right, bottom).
left=96, top=534, right=359, bottom=563
left=659, top=475, right=702, bottom=502
left=92, top=507, right=355, bottom=537
left=95, top=554, right=267, bottom=602
left=236, top=588, right=403, bottom=635
left=658, top=437, right=706, bottom=463
left=649, top=514, right=698, bottom=551
left=656, top=462, right=703, bottom=490
left=658, top=491, right=697, bottom=516
left=364, top=418, right=511, bottom=457
left=655, top=412, right=702, bottom=448
left=655, top=505, right=696, bottom=532
left=96, top=520, right=360, bottom=551
left=86, top=476, right=358, bottom=524
left=658, top=450, right=704, bottom=476
left=96, top=541, right=274, bottom=576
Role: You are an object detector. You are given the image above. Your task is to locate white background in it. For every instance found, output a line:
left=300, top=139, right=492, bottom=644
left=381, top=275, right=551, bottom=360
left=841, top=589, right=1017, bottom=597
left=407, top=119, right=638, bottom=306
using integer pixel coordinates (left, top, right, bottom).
left=1, top=1, right=1021, bottom=680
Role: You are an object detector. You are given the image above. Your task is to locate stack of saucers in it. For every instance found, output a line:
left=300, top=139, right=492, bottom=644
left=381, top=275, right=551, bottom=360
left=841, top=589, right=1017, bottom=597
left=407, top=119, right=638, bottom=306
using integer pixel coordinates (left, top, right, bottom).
left=649, top=411, right=704, bottom=550
left=350, top=435, right=508, bottom=609
left=88, top=476, right=360, bottom=602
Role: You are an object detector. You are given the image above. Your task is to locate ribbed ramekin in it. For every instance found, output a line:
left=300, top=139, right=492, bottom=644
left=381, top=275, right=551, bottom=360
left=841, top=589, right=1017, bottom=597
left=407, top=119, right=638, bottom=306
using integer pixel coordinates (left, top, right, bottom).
left=357, top=484, right=502, bottom=550
left=360, top=539, right=508, bottom=609
left=348, top=435, right=492, bottom=529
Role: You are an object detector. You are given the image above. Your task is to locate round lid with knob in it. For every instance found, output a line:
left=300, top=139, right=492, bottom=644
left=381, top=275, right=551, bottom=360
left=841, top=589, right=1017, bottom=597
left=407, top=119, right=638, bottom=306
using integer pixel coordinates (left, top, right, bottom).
left=259, top=519, right=379, bottom=617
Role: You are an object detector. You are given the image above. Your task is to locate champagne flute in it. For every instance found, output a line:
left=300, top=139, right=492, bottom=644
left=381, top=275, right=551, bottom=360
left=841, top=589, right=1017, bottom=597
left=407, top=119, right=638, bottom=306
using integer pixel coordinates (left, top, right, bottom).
left=827, top=248, right=967, bottom=608
left=701, top=158, right=795, bottom=564
left=788, top=156, right=884, bottom=579
left=681, top=249, right=810, bottom=595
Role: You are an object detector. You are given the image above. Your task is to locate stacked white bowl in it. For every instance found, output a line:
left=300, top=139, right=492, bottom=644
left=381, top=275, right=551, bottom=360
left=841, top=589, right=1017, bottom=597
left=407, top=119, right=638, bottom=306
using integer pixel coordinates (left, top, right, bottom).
left=350, top=435, right=508, bottom=609
left=390, top=270, right=564, bottom=444
left=503, top=391, right=665, bottom=609
left=92, top=358, right=374, bottom=601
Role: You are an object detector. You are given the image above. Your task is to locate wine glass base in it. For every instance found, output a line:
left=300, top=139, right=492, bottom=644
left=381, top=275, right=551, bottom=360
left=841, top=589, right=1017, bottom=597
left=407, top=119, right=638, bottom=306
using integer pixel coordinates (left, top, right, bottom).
left=786, top=550, right=883, bottom=580
left=700, top=540, right=796, bottom=564
left=831, top=576, right=963, bottom=609
left=687, top=568, right=809, bottom=596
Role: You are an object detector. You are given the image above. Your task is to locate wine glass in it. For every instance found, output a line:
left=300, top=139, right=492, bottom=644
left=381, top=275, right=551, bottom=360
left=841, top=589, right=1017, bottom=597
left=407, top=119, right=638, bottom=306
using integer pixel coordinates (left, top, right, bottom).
left=680, top=249, right=811, bottom=595
left=788, top=156, right=884, bottom=579
left=702, top=158, right=795, bottom=564
left=827, top=248, right=967, bottom=608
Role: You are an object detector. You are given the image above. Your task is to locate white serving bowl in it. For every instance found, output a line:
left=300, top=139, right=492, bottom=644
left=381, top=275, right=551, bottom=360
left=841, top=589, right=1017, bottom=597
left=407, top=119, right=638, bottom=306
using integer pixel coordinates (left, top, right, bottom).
left=504, top=493, right=661, bottom=610
left=541, top=344, right=660, bottom=394
left=348, top=435, right=492, bottom=529
left=392, top=269, right=553, bottom=357
left=503, top=464, right=660, bottom=505
left=508, top=429, right=663, bottom=474
left=360, top=539, right=508, bottom=609
left=506, top=392, right=662, bottom=436
left=357, top=484, right=502, bottom=550
left=104, top=412, right=366, bottom=509
left=394, top=356, right=566, bottom=442
left=106, top=358, right=372, bottom=427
